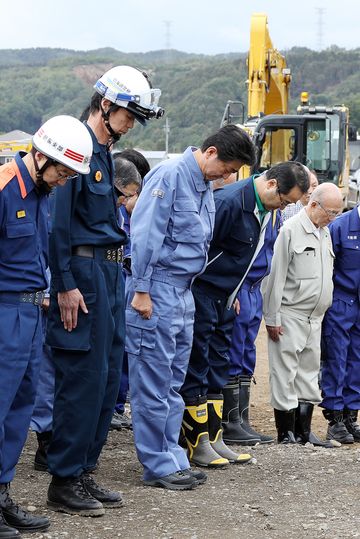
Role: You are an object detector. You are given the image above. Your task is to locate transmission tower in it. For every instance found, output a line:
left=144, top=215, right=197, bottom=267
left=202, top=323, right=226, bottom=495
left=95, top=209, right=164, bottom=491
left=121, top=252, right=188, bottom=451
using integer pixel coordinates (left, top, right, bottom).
left=316, top=7, right=325, bottom=51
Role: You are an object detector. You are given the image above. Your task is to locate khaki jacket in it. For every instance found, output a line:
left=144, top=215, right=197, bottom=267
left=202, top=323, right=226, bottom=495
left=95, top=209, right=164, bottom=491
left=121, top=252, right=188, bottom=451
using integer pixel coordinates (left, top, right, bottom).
left=263, top=208, right=335, bottom=325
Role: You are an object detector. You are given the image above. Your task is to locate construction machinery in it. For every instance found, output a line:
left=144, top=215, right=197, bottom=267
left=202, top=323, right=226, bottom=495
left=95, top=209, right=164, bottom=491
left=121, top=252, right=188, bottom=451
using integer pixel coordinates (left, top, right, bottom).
left=222, top=13, right=351, bottom=202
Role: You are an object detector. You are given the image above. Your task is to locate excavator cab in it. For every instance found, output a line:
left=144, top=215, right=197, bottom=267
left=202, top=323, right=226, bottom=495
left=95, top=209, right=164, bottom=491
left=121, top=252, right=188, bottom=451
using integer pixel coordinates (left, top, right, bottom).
left=252, top=106, right=349, bottom=198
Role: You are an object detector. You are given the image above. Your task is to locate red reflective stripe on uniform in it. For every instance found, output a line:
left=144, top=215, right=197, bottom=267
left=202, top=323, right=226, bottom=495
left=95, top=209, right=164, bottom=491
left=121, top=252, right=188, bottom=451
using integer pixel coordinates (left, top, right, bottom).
left=0, top=160, right=27, bottom=198
left=64, top=148, right=84, bottom=163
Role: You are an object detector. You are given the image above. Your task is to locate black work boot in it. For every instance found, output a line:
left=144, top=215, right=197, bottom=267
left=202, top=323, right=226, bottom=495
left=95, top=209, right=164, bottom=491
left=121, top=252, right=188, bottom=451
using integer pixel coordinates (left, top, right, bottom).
left=295, top=402, right=333, bottom=447
left=208, top=395, right=252, bottom=464
left=47, top=476, right=105, bottom=516
left=222, top=377, right=260, bottom=445
left=34, top=430, right=52, bottom=471
left=343, top=410, right=360, bottom=442
left=144, top=471, right=197, bottom=490
left=181, top=468, right=207, bottom=485
left=182, top=397, right=229, bottom=467
left=323, top=409, right=354, bottom=444
left=81, top=472, right=123, bottom=508
left=0, top=510, right=20, bottom=539
left=0, top=483, right=49, bottom=533
left=109, top=411, right=123, bottom=431
left=238, top=376, right=274, bottom=444
left=274, top=409, right=297, bottom=444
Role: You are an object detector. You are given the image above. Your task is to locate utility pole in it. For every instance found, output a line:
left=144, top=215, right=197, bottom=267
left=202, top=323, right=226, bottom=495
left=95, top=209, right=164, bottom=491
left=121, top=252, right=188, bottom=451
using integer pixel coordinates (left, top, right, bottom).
left=164, top=117, right=170, bottom=156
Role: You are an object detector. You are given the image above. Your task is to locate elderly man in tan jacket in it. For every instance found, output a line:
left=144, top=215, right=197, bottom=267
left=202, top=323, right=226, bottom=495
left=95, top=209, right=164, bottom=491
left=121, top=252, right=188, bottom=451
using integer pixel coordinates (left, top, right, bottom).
left=263, top=183, right=343, bottom=445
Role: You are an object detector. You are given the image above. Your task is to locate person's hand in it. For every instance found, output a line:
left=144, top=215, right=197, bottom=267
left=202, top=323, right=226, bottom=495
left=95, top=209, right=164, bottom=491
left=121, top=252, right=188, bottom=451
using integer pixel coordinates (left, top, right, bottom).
left=266, top=325, right=284, bottom=342
left=233, top=298, right=240, bottom=315
left=42, top=297, right=50, bottom=311
left=131, top=292, right=153, bottom=319
left=58, top=289, right=88, bottom=332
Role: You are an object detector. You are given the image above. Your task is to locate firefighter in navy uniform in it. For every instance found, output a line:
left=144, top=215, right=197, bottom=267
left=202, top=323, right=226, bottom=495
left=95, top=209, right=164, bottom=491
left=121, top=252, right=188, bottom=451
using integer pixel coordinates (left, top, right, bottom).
left=0, top=115, right=93, bottom=539
left=320, top=205, right=360, bottom=443
left=46, top=66, right=164, bottom=516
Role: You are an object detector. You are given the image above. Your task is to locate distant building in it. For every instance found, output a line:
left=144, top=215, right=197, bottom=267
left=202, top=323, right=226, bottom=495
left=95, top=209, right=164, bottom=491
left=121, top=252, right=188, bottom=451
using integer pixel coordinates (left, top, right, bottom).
left=113, top=149, right=182, bottom=170
left=0, top=130, right=32, bottom=164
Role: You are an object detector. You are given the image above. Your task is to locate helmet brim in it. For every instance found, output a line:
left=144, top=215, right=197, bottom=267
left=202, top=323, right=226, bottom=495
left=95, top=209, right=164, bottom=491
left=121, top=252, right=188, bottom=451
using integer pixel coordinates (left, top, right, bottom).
left=126, top=108, right=146, bottom=126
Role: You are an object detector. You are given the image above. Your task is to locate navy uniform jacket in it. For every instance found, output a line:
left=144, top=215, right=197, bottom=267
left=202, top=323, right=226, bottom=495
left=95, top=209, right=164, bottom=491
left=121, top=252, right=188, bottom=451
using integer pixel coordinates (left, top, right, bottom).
left=0, top=153, right=48, bottom=292
left=329, top=207, right=360, bottom=301
left=194, top=177, right=260, bottom=300
left=49, top=125, right=128, bottom=292
left=243, top=210, right=281, bottom=287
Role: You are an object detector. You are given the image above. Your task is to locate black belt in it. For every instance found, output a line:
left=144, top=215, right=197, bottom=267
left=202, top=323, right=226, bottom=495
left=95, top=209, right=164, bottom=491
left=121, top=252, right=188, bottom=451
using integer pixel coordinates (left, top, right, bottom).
left=72, top=245, right=124, bottom=264
left=0, top=291, right=45, bottom=306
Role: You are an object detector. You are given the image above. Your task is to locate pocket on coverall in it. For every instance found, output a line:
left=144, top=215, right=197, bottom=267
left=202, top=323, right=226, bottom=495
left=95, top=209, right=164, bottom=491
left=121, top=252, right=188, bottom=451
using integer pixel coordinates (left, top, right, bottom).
left=125, top=309, right=159, bottom=355
left=46, top=292, right=97, bottom=352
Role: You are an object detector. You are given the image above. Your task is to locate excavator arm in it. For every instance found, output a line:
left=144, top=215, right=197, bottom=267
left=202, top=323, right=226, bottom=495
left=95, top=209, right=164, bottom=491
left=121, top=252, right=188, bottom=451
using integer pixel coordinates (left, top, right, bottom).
left=247, top=13, right=291, bottom=119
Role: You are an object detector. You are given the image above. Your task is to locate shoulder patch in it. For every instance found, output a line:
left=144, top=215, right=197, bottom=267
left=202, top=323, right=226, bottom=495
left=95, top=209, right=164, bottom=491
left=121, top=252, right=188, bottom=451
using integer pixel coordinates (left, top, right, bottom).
left=152, top=188, right=165, bottom=199
left=0, top=162, right=17, bottom=191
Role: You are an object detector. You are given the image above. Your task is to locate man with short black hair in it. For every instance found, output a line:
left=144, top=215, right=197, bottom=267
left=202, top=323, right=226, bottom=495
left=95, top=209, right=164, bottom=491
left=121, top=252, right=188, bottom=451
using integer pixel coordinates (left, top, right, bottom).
left=126, top=125, right=255, bottom=490
left=181, top=161, right=309, bottom=467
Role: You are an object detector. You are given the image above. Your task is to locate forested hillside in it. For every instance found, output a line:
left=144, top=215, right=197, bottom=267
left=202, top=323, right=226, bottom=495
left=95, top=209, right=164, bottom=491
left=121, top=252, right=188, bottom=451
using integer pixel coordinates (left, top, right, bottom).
left=0, top=46, right=359, bottom=152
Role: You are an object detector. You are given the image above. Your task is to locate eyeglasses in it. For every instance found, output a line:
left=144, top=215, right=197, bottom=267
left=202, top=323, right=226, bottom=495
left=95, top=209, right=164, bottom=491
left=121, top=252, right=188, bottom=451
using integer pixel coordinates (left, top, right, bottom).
left=114, top=186, right=137, bottom=199
left=54, top=165, right=78, bottom=181
left=276, top=188, right=294, bottom=208
left=315, top=200, right=341, bottom=219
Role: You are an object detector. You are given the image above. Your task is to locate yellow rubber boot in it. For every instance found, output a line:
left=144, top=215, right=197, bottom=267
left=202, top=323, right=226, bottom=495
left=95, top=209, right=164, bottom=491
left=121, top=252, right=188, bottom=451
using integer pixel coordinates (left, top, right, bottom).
left=208, top=395, right=252, bottom=464
left=182, top=399, right=229, bottom=468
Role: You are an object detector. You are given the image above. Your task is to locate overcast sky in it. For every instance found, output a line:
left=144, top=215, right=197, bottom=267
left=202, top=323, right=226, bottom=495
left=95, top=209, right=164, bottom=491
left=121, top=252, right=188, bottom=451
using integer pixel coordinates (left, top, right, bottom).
left=0, top=0, right=359, bottom=54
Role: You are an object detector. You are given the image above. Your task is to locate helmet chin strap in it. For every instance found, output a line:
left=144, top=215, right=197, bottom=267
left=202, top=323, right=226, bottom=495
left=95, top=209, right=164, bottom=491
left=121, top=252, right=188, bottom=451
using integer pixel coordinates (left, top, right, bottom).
left=100, top=104, right=121, bottom=149
left=30, top=148, right=53, bottom=194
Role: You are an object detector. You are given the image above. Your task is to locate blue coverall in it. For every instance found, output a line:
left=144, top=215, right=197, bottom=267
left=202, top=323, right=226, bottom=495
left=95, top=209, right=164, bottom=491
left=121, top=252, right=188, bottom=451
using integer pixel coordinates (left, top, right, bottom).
left=229, top=212, right=280, bottom=377
left=181, top=177, right=268, bottom=400
left=115, top=205, right=131, bottom=414
left=0, top=154, right=48, bottom=483
left=320, top=206, right=360, bottom=411
left=126, top=147, right=215, bottom=481
left=46, top=125, right=128, bottom=478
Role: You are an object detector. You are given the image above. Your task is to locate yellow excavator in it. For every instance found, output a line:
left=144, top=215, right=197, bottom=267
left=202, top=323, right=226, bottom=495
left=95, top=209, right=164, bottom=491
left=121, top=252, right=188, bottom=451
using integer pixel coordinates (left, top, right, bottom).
left=0, top=140, right=32, bottom=153
left=222, top=12, right=351, bottom=201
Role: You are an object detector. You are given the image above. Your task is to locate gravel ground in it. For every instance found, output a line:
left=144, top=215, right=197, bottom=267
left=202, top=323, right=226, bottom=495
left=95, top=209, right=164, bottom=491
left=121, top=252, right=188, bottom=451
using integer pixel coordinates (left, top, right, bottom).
left=12, top=324, right=360, bottom=539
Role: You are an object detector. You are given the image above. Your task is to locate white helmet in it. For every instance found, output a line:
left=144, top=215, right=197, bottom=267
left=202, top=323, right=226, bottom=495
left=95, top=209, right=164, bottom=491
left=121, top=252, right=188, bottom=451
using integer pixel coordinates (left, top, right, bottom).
left=32, top=115, right=93, bottom=174
left=94, top=65, right=165, bottom=125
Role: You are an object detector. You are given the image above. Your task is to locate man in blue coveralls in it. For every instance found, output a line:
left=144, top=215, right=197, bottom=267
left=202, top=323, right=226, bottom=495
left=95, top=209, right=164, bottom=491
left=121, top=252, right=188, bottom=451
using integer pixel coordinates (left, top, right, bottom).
left=46, top=66, right=164, bottom=517
left=180, top=163, right=309, bottom=467
left=320, top=204, right=360, bottom=444
left=223, top=210, right=281, bottom=445
left=126, top=125, right=255, bottom=490
left=0, top=115, right=93, bottom=539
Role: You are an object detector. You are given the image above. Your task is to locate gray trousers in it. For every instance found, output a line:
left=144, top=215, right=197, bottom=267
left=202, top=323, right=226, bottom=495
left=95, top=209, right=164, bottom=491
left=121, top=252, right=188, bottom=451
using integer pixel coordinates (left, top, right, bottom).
left=268, top=313, right=322, bottom=410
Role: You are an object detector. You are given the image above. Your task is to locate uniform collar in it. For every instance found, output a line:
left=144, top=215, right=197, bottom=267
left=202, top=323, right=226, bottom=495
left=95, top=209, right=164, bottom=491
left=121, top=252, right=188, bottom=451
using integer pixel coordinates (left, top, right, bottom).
left=252, top=176, right=268, bottom=220
left=15, top=152, right=37, bottom=197
left=348, top=205, right=360, bottom=231
left=85, top=123, right=107, bottom=155
left=183, top=147, right=210, bottom=193
left=299, top=207, right=326, bottom=236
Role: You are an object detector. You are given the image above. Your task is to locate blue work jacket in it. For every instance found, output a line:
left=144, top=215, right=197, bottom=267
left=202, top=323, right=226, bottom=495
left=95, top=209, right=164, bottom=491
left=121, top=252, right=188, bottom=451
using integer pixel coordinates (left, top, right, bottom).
left=0, top=153, right=48, bottom=292
left=130, top=147, right=215, bottom=292
left=329, top=207, right=360, bottom=301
